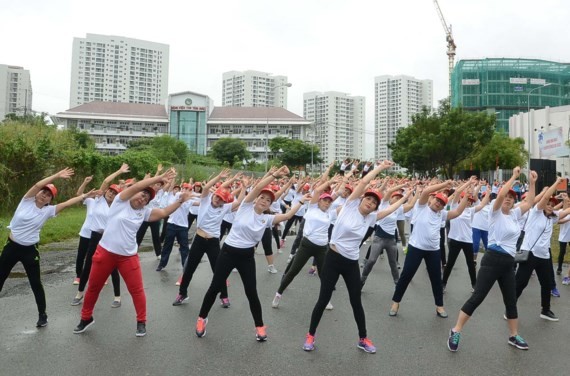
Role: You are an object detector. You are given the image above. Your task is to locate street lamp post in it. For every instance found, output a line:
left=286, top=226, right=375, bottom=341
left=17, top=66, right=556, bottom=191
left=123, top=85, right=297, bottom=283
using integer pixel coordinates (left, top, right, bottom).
left=527, top=83, right=552, bottom=174
left=265, top=82, right=292, bottom=172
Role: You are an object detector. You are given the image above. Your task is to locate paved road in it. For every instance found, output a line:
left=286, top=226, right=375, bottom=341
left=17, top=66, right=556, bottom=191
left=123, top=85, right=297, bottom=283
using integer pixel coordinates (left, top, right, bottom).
left=1, top=236, right=569, bottom=376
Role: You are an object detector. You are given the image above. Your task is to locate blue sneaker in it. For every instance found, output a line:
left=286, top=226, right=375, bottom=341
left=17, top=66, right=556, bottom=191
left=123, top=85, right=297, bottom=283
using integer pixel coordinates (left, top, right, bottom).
left=357, top=337, right=376, bottom=354
left=551, top=288, right=561, bottom=297
left=508, top=335, right=529, bottom=350
left=303, top=333, right=315, bottom=351
left=447, top=329, right=461, bottom=352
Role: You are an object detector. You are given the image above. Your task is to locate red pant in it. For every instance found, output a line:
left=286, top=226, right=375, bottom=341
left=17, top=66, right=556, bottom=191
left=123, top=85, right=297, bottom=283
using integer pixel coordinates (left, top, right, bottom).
left=81, top=245, right=146, bottom=322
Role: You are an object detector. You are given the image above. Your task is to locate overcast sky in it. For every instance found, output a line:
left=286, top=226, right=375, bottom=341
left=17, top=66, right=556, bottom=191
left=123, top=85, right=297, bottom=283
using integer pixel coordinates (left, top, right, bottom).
left=3, top=0, right=570, bottom=155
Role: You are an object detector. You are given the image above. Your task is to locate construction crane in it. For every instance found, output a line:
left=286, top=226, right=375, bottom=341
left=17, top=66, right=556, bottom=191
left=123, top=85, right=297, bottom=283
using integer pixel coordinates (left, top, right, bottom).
left=433, top=0, right=456, bottom=97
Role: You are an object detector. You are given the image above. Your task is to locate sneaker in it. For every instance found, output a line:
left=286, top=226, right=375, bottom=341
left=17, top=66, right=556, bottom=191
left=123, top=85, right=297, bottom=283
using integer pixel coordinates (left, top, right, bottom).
left=71, top=295, right=83, bottom=306
left=268, top=265, right=278, bottom=274
left=175, top=277, right=182, bottom=286
left=136, top=322, right=146, bottom=337
left=255, top=326, right=267, bottom=342
left=551, top=288, right=561, bottom=297
left=303, top=333, right=316, bottom=351
left=278, top=249, right=283, bottom=254
left=272, top=293, right=282, bottom=308
left=111, top=299, right=121, bottom=308
left=447, top=329, right=461, bottom=352
left=73, top=277, right=80, bottom=285
left=508, top=335, right=529, bottom=350
left=157, top=255, right=161, bottom=260
left=325, top=302, right=334, bottom=310
left=220, top=297, right=231, bottom=308
left=280, top=239, right=286, bottom=248
left=73, top=317, right=95, bottom=334
left=357, top=337, right=377, bottom=354
left=36, top=313, right=48, bottom=328
left=308, top=266, right=316, bottom=275
left=540, top=310, right=559, bottom=321
left=562, top=277, right=570, bottom=285
left=172, top=294, right=189, bottom=306
left=156, top=265, right=164, bottom=272
left=557, top=269, right=562, bottom=275
left=196, top=317, right=208, bottom=338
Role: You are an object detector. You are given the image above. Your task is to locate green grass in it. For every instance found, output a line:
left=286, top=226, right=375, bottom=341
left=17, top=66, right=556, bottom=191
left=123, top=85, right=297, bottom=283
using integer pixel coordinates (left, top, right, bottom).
left=1, top=206, right=85, bottom=250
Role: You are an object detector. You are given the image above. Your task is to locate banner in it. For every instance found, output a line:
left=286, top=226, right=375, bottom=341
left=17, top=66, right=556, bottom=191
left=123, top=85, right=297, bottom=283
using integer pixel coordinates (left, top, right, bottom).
left=538, top=127, right=570, bottom=158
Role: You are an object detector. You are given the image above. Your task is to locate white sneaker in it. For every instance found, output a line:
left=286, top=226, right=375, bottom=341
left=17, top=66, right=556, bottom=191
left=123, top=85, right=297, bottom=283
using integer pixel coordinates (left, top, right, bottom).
left=325, top=302, right=333, bottom=310
left=286, top=254, right=294, bottom=264
left=272, top=293, right=282, bottom=308
left=156, top=255, right=161, bottom=260
left=268, top=265, right=278, bottom=274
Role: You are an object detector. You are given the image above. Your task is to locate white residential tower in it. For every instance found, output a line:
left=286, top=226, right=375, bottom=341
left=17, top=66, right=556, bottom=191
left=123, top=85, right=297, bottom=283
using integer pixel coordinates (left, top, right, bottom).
left=222, top=70, right=289, bottom=108
left=0, top=64, right=32, bottom=121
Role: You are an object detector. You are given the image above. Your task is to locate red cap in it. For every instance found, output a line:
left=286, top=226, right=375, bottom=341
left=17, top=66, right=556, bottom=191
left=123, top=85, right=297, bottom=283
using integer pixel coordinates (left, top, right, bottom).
left=319, top=193, right=334, bottom=201
left=548, top=196, right=559, bottom=205
left=344, top=184, right=354, bottom=193
left=181, top=183, right=191, bottom=189
left=214, top=188, right=234, bottom=203
left=434, top=192, right=449, bottom=205
left=259, top=186, right=276, bottom=202
left=364, top=189, right=382, bottom=205
left=124, top=178, right=135, bottom=186
left=215, top=182, right=222, bottom=188
left=460, top=192, right=476, bottom=202
left=302, top=183, right=311, bottom=191
left=142, top=186, right=156, bottom=201
left=42, top=184, right=57, bottom=198
left=391, top=191, right=404, bottom=199
left=500, top=187, right=517, bottom=199
left=108, top=184, right=122, bottom=194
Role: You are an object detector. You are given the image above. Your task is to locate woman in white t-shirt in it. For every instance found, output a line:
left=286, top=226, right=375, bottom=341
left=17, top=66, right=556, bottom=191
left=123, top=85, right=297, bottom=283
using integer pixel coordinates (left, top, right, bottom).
left=557, top=195, right=570, bottom=277
left=390, top=178, right=473, bottom=319
left=73, top=175, right=94, bottom=285
left=448, top=167, right=537, bottom=352
left=73, top=168, right=194, bottom=338
left=195, top=166, right=308, bottom=342
left=0, top=168, right=95, bottom=328
left=515, top=178, right=569, bottom=322
left=303, top=161, right=409, bottom=354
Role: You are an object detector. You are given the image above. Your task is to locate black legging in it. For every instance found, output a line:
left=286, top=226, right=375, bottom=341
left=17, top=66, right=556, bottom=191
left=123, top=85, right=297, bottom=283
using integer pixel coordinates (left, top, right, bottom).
left=281, top=215, right=302, bottom=239
left=558, top=241, right=569, bottom=272
left=440, top=227, right=447, bottom=267
left=178, top=234, right=228, bottom=298
left=75, top=236, right=90, bottom=278
left=289, top=219, right=306, bottom=256
left=219, top=220, right=233, bottom=240
left=136, top=220, right=162, bottom=257
left=279, top=238, right=328, bottom=294
left=79, top=231, right=120, bottom=297
left=199, top=244, right=263, bottom=327
left=0, top=239, right=46, bottom=315
left=308, top=250, right=367, bottom=338
left=442, top=238, right=477, bottom=288
left=515, top=251, right=553, bottom=311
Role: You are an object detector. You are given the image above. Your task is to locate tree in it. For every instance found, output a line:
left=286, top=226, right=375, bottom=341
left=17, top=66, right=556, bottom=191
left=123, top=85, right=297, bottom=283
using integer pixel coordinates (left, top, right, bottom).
left=465, top=133, right=528, bottom=171
left=268, top=137, right=321, bottom=170
left=389, top=99, right=496, bottom=177
left=127, top=135, right=188, bottom=164
left=210, top=137, right=251, bottom=167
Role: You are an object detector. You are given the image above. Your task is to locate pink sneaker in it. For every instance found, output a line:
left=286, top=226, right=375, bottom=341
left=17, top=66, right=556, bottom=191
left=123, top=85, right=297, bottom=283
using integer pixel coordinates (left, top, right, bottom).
left=73, top=277, right=80, bottom=285
left=279, top=239, right=285, bottom=249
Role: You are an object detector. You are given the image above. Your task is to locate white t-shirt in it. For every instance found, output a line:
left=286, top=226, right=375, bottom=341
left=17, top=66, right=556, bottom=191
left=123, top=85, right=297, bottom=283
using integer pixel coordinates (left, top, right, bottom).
left=330, top=196, right=347, bottom=225
left=224, top=201, right=275, bottom=248
left=409, top=203, right=448, bottom=251
left=472, top=203, right=491, bottom=231
left=559, top=220, right=570, bottom=242
left=89, top=196, right=113, bottom=233
left=292, top=192, right=308, bottom=217
left=488, top=206, right=522, bottom=256
left=78, top=198, right=96, bottom=238
left=330, top=198, right=377, bottom=260
left=284, top=187, right=295, bottom=202
left=8, top=197, right=56, bottom=246
left=270, top=200, right=281, bottom=214
left=188, top=196, right=200, bottom=215
left=521, top=207, right=558, bottom=259
left=448, top=206, right=474, bottom=243
left=99, top=195, right=151, bottom=256
left=376, top=202, right=401, bottom=236
left=303, top=203, right=332, bottom=246
left=167, top=193, right=193, bottom=227
left=197, top=194, right=233, bottom=238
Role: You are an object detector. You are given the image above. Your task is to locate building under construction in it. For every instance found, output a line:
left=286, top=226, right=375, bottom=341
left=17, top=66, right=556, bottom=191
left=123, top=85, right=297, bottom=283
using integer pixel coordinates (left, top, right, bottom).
left=451, top=58, right=570, bottom=132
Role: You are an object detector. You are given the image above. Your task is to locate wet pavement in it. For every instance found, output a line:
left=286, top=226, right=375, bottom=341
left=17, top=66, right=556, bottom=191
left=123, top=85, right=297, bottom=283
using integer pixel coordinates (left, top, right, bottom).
left=1, top=234, right=570, bottom=376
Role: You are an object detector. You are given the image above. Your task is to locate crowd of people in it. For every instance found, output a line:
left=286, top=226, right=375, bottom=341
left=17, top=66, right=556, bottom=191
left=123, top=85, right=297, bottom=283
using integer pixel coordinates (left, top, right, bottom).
left=1, top=160, right=569, bottom=354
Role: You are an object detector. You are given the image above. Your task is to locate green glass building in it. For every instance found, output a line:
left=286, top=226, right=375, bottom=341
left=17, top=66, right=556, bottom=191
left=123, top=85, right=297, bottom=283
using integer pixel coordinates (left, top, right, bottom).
left=451, top=58, right=570, bottom=132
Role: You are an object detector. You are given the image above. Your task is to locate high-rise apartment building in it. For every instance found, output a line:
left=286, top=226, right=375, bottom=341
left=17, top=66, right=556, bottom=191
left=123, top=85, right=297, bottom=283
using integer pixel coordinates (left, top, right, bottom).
left=0, top=64, right=32, bottom=121
left=222, top=70, right=289, bottom=108
left=70, top=34, right=169, bottom=108
left=374, top=75, right=433, bottom=171
left=304, top=91, right=365, bottom=164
